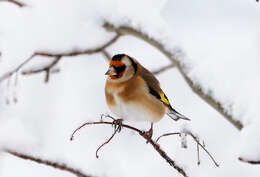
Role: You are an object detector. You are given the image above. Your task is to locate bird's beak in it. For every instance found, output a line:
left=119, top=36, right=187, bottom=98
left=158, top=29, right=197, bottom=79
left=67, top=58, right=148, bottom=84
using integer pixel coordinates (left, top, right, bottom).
left=105, top=66, right=116, bottom=75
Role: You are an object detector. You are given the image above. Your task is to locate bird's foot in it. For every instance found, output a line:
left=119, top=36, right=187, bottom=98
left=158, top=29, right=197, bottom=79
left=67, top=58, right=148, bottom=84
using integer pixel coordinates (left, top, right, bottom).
left=143, top=127, right=153, bottom=144
left=112, top=119, right=123, bottom=132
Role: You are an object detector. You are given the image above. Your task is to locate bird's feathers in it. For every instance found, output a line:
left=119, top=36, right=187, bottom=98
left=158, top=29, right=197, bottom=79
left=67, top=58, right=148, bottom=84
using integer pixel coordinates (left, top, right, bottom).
left=167, top=106, right=191, bottom=121
left=105, top=75, right=166, bottom=122
left=148, top=86, right=170, bottom=107
left=105, top=54, right=190, bottom=123
left=138, top=64, right=171, bottom=107
left=138, top=64, right=161, bottom=92
left=138, top=63, right=190, bottom=121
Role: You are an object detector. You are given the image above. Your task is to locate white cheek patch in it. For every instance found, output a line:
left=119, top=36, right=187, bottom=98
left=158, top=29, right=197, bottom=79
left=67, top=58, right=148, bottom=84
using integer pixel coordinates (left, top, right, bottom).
left=122, top=57, right=131, bottom=66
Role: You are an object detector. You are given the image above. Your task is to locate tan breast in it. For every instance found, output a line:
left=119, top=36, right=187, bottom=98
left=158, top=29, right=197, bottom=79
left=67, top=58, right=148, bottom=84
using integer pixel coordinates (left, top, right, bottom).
left=105, top=76, right=166, bottom=122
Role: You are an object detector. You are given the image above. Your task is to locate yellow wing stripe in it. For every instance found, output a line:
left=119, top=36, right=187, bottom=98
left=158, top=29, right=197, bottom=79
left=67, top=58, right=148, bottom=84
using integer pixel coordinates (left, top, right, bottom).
left=160, top=93, right=169, bottom=105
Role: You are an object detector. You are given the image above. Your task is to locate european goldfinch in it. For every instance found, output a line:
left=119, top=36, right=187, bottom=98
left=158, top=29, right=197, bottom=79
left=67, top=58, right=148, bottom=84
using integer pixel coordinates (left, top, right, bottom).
left=105, top=54, right=190, bottom=136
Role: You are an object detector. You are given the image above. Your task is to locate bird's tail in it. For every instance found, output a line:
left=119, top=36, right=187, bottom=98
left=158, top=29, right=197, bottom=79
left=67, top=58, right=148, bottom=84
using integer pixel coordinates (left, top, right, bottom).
left=167, top=106, right=191, bottom=121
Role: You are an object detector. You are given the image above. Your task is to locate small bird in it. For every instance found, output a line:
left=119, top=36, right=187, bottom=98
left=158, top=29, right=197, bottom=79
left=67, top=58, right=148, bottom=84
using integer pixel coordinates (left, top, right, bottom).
left=105, top=54, right=190, bottom=137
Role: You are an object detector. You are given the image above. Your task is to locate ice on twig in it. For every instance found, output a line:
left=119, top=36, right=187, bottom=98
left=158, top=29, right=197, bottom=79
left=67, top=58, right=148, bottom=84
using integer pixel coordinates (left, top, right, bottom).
left=180, top=132, right=187, bottom=149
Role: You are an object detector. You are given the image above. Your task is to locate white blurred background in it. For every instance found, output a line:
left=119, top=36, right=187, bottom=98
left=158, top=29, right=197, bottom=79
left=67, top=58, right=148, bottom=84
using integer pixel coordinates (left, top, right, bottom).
left=0, top=0, right=260, bottom=177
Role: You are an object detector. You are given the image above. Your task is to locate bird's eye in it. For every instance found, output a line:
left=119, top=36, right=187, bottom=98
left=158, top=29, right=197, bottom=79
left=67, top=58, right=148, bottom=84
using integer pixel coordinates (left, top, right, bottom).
left=114, top=65, right=126, bottom=74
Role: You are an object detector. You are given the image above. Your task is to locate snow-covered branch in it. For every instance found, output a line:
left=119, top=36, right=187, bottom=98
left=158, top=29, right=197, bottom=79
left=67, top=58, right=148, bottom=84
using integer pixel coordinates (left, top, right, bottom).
left=101, top=50, right=111, bottom=61
left=1, top=0, right=259, bottom=174
left=103, top=23, right=243, bottom=130
left=1, top=0, right=243, bottom=131
left=6, top=149, right=92, bottom=177
left=22, top=56, right=61, bottom=83
left=0, top=34, right=120, bottom=83
left=152, top=63, right=175, bottom=75
left=0, top=54, right=36, bottom=83
left=33, top=33, right=120, bottom=57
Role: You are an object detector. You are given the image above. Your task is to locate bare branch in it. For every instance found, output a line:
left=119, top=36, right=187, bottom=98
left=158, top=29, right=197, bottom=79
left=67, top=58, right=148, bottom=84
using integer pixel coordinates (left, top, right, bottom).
left=197, top=142, right=200, bottom=165
left=1, top=0, right=25, bottom=7
left=5, top=150, right=92, bottom=177
left=239, top=157, right=260, bottom=165
left=152, top=63, right=175, bottom=75
left=156, top=132, right=219, bottom=167
left=103, top=22, right=243, bottom=130
left=101, top=50, right=111, bottom=61
left=22, top=56, right=61, bottom=75
left=0, top=54, right=36, bottom=83
left=187, top=132, right=219, bottom=167
left=22, top=56, right=62, bottom=83
left=71, top=114, right=188, bottom=177
left=96, top=125, right=120, bottom=158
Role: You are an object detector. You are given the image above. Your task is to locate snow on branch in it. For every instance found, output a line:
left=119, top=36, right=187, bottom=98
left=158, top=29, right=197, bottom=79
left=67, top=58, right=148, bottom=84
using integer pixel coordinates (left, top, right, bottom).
left=0, top=54, right=35, bottom=83
left=33, top=33, right=120, bottom=57
left=0, top=34, right=120, bottom=84
left=0, top=0, right=252, bottom=131
left=101, top=50, right=112, bottom=61
left=103, top=22, right=243, bottom=130
left=5, top=149, right=92, bottom=177
left=22, top=55, right=61, bottom=83
left=0, top=29, right=174, bottom=87
left=152, top=63, right=175, bottom=75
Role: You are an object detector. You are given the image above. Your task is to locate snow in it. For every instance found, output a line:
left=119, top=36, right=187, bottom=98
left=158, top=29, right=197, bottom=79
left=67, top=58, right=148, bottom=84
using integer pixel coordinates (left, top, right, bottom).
left=0, top=0, right=260, bottom=177
left=239, top=119, right=260, bottom=161
left=161, top=0, right=260, bottom=162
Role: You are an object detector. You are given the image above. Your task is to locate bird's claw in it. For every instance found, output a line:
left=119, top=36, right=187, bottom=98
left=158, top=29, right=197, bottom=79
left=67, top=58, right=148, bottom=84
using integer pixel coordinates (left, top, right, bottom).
left=143, top=128, right=153, bottom=144
left=112, top=119, right=123, bottom=132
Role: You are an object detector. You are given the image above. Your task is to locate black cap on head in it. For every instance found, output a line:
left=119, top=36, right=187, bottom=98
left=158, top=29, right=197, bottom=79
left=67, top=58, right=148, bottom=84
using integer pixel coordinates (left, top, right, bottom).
left=111, top=53, right=138, bottom=73
left=112, top=54, right=126, bottom=61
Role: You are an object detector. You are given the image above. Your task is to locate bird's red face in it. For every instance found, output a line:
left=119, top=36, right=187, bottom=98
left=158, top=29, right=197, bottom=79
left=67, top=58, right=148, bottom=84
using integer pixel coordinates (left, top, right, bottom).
left=105, top=60, right=126, bottom=80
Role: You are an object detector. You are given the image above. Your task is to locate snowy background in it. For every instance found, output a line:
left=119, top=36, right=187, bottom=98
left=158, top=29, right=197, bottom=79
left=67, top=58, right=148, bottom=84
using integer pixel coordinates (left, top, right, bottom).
left=0, top=0, right=260, bottom=177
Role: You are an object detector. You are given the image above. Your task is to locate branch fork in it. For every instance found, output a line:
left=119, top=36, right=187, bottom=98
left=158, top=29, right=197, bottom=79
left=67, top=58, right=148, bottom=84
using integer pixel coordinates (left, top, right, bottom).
left=70, top=114, right=219, bottom=177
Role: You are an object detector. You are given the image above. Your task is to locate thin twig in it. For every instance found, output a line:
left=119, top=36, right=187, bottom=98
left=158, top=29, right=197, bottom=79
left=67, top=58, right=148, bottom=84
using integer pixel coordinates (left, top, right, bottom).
left=239, top=157, right=260, bottom=164
left=70, top=115, right=188, bottom=177
left=22, top=56, right=61, bottom=75
left=22, top=56, right=62, bottom=83
left=156, top=133, right=180, bottom=142
left=0, top=54, right=36, bottom=83
left=152, top=63, right=175, bottom=75
left=197, top=143, right=200, bottom=165
left=156, top=132, right=219, bottom=167
left=188, top=132, right=219, bottom=167
left=6, top=150, right=92, bottom=177
left=1, top=0, right=25, bottom=7
left=101, top=50, right=111, bottom=61
left=96, top=126, right=120, bottom=158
